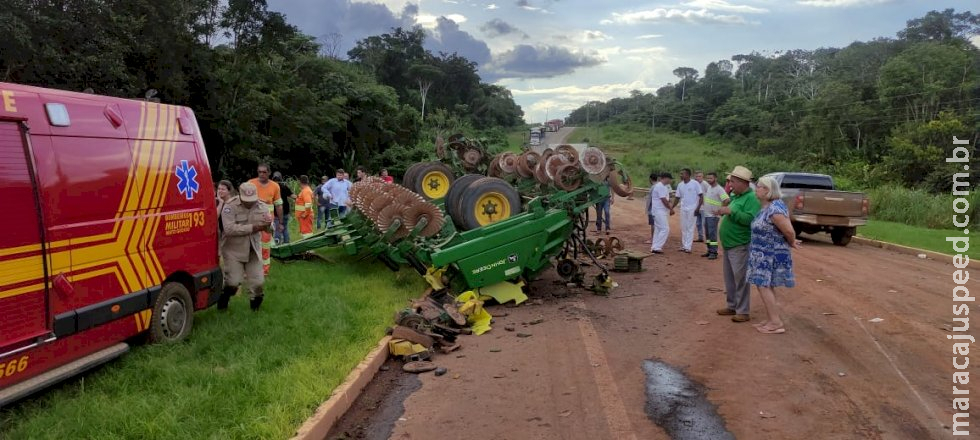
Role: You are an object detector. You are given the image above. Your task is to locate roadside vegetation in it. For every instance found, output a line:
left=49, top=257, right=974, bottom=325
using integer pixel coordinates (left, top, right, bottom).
left=860, top=220, right=980, bottom=260
left=0, top=247, right=426, bottom=439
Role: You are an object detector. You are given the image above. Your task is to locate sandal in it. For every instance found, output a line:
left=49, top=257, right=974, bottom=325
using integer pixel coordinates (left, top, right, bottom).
left=757, top=326, right=785, bottom=334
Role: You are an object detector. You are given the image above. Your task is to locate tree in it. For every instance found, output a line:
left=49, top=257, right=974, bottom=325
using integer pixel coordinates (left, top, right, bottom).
left=672, top=67, right=698, bottom=101
left=898, top=9, right=980, bottom=43
left=408, top=63, right=443, bottom=123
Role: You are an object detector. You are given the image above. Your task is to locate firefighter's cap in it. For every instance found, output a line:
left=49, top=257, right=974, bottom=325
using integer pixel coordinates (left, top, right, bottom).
left=239, top=182, right=259, bottom=202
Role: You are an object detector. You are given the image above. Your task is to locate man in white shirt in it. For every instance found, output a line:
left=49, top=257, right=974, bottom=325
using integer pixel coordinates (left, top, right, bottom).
left=649, top=172, right=674, bottom=254
left=694, top=171, right=709, bottom=243
left=671, top=168, right=703, bottom=253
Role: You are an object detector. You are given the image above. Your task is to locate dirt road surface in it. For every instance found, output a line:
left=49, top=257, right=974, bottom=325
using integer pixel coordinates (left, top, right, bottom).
left=330, top=195, right=972, bottom=440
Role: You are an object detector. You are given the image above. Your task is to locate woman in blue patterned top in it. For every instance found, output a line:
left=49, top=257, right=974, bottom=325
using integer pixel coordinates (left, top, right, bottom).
left=747, top=175, right=801, bottom=334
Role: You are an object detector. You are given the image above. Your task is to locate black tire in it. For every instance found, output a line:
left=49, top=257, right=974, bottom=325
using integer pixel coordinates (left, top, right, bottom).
left=150, top=282, right=194, bottom=343
left=456, top=177, right=522, bottom=231
left=402, top=162, right=426, bottom=188
left=831, top=228, right=853, bottom=246
left=446, top=174, right=485, bottom=225
left=411, top=162, right=455, bottom=200
left=792, top=222, right=803, bottom=239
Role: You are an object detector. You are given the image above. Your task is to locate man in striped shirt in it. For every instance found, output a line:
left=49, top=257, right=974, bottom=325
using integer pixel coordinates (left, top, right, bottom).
left=700, top=172, right=730, bottom=260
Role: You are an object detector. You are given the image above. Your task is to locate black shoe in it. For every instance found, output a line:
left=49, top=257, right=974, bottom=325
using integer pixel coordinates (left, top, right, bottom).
left=695, top=239, right=704, bottom=243
left=217, top=286, right=237, bottom=310
left=701, top=252, right=711, bottom=257
left=250, top=296, right=264, bottom=311
left=707, top=254, right=718, bottom=260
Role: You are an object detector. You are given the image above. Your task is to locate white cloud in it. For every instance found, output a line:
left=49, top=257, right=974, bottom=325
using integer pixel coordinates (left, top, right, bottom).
left=583, top=30, right=612, bottom=41
left=796, top=0, right=891, bottom=6
left=511, top=81, right=657, bottom=117
left=595, top=46, right=668, bottom=58
left=602, top=8, right=752, bottom=25
left=486, top=3, right=498, bottom=9
left=971, top=35, right=980, bottom=49
left=683, top=0, right=768, bottom=13
left=416, top=13, right=467, bottom=28
left=636, top=34, right=664, bottom=40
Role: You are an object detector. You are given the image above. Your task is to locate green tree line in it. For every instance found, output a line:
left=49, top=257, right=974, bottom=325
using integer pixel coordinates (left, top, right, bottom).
left=0, top=0, right=524, bottom=181
left=567, top=9, right=979, bottom=193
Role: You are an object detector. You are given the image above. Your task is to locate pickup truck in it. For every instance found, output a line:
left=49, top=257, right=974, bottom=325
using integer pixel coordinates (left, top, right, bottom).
left=761, top=172, right=869, bottom=246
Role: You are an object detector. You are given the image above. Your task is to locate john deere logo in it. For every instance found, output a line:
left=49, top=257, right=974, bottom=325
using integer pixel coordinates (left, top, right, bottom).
left=473, top=258, right=506, bottom=275
left=507, top=254, right=518, bottom=263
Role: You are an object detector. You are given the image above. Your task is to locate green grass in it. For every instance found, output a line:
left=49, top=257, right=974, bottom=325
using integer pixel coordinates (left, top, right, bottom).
left=505, top=127, right=528, bottom=152
left=0, top=244, right=426, bottom=439
left=568, top=123, right=797, bottom=180
left=866, top=185, right=980, bottom=229
left=858, top=220, right=977, bottom=260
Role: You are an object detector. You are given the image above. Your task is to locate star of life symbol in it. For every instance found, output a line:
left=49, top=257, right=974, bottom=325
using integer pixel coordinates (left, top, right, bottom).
left=175, top=160, right=199, bottom=200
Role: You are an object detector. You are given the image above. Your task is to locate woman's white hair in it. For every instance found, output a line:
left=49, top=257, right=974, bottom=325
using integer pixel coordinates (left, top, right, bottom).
left=756, top=175, right=782, bottom=201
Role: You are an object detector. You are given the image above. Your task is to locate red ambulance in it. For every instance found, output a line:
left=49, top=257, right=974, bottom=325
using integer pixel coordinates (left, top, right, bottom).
left=0, top=83, right=221, bottom=406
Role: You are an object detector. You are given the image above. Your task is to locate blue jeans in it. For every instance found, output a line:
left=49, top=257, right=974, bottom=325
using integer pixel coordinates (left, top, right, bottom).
left=695, top=211, right=704, bottom=240
left=274, top=215, right=291, bottom=244
left=595, top=199, right=611, bottom=231
left=704, top=216, right=720, bottom=255
left=327, top=204, right=347, bottom=227
left=317, top=205, right=328, bottom=229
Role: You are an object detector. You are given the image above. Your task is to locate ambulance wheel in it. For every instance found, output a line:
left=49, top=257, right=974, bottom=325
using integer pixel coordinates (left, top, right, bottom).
left=458, top=177, right=522, bottom=231
left=150, top=282, right=194, bottom=343
left=412, top=162, right=455, bottom=200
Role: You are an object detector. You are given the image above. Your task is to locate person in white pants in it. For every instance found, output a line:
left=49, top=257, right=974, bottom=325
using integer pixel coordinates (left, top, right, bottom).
left=649, top=172, right=674, bottom=253
left=672, top=168, right=704, bottom=253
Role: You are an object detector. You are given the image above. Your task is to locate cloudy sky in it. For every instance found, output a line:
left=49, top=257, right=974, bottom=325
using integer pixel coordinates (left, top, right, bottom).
left=267, top=0, right=977, bottom=123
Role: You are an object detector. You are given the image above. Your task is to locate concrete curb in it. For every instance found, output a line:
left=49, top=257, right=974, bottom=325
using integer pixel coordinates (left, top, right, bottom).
left=291, top=336, right=391, bottom=440
left=852, top=236, right=978, bottom=268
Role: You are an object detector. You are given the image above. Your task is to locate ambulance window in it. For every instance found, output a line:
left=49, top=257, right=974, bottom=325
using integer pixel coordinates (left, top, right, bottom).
left=45, top=103, right=71, bottom=127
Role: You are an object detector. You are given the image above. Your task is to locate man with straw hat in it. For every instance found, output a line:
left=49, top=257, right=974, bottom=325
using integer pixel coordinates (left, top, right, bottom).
left=715, top=166, right=761, bottom=323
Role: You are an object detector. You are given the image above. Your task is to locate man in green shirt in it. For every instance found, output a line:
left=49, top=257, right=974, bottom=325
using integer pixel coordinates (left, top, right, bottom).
left=716, top=166, right=761, bottom=322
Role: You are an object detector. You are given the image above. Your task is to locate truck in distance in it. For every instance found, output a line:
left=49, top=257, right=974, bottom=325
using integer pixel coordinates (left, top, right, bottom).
left=762, top=172, right=869, bottom=246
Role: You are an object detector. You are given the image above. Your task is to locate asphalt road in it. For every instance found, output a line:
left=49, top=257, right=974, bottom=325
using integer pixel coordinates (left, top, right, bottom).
left=531, top=127, right=576, bottom=154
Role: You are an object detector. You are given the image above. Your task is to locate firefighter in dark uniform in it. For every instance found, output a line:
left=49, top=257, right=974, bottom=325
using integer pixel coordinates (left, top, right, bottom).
left=218, top=182, right=272, bottom=310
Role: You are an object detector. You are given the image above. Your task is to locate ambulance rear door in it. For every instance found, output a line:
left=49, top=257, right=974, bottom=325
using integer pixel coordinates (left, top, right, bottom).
left=0, top=120, right=52, bottom=355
